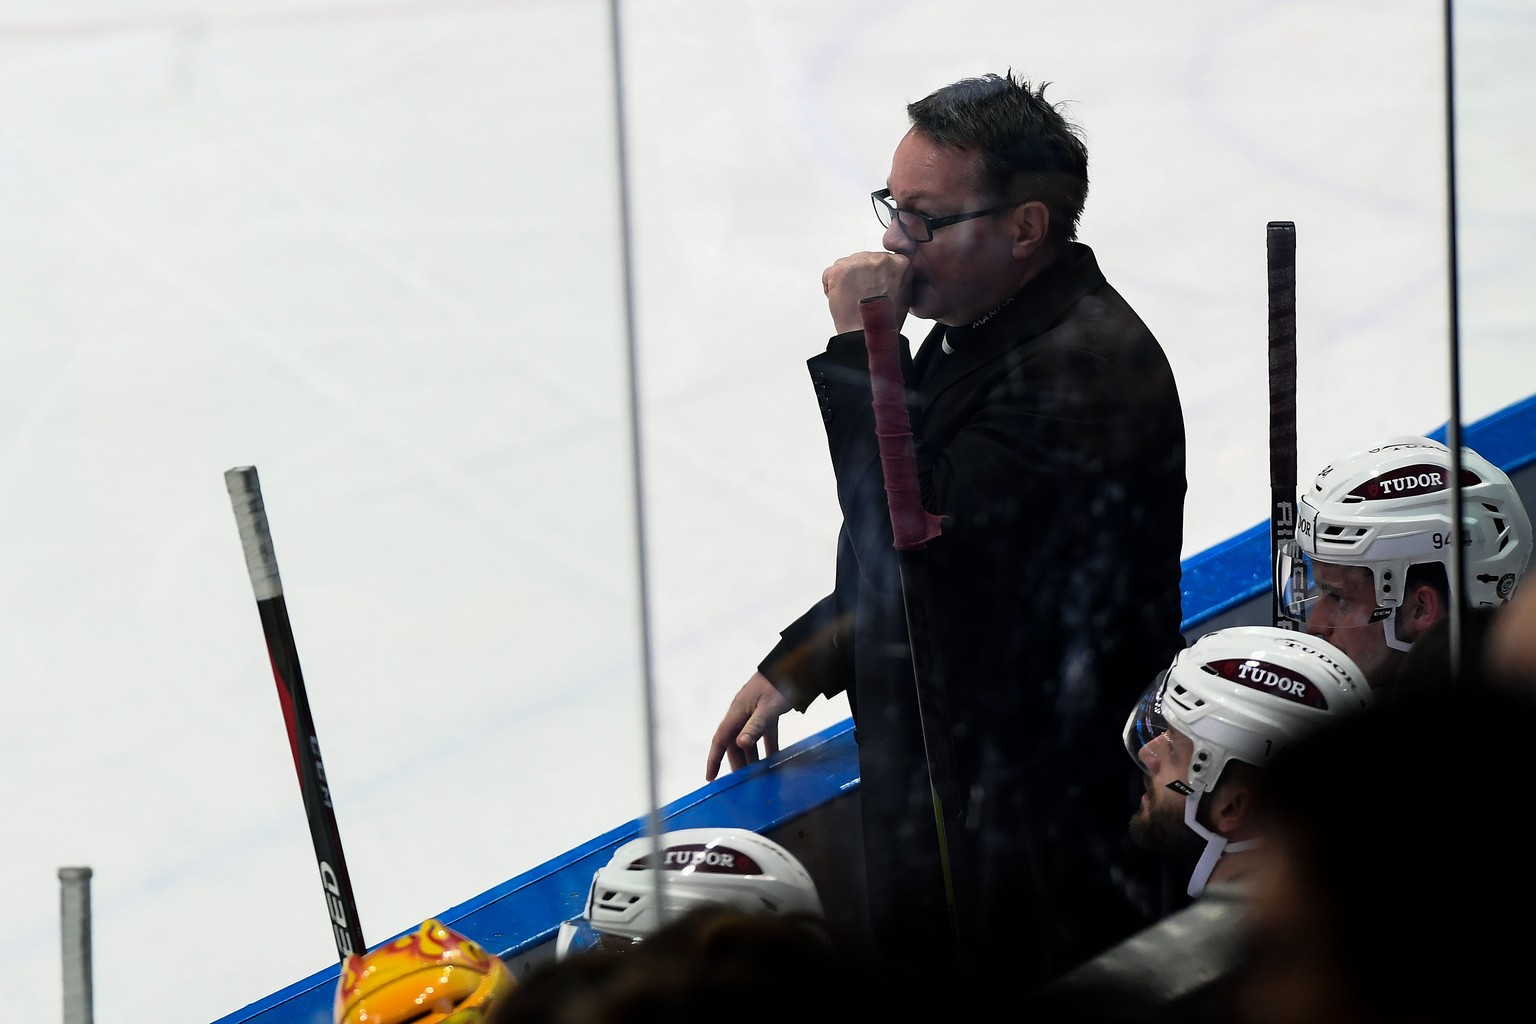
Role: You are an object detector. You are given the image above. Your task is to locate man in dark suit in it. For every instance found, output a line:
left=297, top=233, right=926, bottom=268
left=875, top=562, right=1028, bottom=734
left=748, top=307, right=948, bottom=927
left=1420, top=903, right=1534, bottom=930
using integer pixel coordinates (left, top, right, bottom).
left=705, top=71, right=1188, bottom=992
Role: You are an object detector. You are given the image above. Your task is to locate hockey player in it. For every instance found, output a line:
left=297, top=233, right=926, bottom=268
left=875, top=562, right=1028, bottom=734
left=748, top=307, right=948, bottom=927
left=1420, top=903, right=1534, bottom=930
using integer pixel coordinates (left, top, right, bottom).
left=1277, top=435, right=1531, bottom=691
left=1123, top=625, right=1374, bottom=898
left=1029, top=626, right=1375, bottom=1019
left=554, top=826, right=824, bottom=958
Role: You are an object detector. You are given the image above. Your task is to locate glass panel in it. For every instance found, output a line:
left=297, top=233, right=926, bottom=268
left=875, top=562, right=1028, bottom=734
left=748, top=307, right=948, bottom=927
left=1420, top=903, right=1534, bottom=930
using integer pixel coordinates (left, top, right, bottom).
left=0, top=3, right=641, bottom=1022
left=1443, top=0, right=1529, bottom=469
left=1451, top=2, right=1535, bottom=431
left=20, top=1, right=1530, bottom=1019
left=622, top=0, right=1461, bottom=987
left=1447, top=0, right=1536, bottom=659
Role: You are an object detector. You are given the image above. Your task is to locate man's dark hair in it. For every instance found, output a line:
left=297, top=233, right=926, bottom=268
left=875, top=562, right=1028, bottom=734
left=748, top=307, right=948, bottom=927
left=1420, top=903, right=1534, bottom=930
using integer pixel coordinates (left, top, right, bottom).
left=1404, top=560, right=1451, bottom=606
left=906, top=70, right=1090, bottom=248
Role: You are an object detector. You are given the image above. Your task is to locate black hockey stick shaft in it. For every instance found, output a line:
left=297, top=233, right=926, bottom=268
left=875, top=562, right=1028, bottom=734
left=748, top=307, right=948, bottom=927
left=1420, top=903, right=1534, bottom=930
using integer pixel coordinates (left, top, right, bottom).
left=1267, top=222, right=1298, bottom=629
left=225, top=466, right=366, bottom=962
left=859, top=294, right=973, bottom=957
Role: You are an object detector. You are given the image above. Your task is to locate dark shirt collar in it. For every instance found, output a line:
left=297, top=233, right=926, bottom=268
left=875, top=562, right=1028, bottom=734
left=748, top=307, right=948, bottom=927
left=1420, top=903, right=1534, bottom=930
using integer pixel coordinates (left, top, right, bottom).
left=944, top=242, right=1103, bottom=348
left=921, top=242, right=1104, bottom=380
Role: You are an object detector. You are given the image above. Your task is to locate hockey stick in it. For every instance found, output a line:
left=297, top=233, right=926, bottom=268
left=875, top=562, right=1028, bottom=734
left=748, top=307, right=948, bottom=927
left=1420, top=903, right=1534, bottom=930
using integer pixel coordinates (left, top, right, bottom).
left=225, top=466, right=367, bottom=961
left=1267, top=222, right=1298, bottom=629
left=858, top=294, right=973, bottom=958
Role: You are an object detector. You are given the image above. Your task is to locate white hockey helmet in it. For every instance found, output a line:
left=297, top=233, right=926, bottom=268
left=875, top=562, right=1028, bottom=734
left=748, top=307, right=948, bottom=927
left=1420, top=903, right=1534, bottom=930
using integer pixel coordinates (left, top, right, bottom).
left=1124, top=625, right=1374, bottom=896
left=1278, top=436, right=1531, bottom=645
left=555, top=827, right=823, bottom=958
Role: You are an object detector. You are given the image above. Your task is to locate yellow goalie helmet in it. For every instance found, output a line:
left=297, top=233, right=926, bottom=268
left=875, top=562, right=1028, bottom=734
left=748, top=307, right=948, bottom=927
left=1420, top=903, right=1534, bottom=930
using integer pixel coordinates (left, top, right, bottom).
left=335, top=918, right=515, bottom=1024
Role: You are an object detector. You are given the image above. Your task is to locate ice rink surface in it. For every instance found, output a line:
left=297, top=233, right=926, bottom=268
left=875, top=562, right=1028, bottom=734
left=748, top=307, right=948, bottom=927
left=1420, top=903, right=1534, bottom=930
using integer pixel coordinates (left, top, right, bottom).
left=1, top=1, right=1531, bottom=1020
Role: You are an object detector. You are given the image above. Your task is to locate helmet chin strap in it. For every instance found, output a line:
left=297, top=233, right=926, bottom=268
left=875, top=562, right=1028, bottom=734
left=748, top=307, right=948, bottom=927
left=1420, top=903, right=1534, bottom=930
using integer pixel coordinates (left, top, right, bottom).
left=1382, top=605, right=1415, bottom=653
left=1182, top=793, right=1262, bottom=898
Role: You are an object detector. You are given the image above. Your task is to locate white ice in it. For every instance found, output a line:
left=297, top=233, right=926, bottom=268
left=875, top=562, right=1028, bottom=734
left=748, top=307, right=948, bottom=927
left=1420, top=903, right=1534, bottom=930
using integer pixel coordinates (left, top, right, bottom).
left=0, top=2, right=1531, bottom=1022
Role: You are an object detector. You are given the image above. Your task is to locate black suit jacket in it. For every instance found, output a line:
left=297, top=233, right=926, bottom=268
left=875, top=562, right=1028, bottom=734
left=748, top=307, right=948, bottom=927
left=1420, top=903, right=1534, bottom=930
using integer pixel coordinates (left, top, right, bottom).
left=761, top=242, right=1188, bottom=985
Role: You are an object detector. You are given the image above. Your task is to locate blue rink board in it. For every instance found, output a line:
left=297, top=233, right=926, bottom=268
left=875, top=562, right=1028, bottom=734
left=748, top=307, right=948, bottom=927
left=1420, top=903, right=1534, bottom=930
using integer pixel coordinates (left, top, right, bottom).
left=214, top=394, right=1536, bottom=1024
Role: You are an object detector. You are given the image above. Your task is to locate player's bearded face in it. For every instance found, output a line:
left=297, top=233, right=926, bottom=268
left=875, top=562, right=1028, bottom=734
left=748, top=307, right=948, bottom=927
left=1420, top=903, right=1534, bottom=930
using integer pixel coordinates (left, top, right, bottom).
left=1129, top=779, right=1201, bottom=857
left=1129, top=731, right=1203, bottom=857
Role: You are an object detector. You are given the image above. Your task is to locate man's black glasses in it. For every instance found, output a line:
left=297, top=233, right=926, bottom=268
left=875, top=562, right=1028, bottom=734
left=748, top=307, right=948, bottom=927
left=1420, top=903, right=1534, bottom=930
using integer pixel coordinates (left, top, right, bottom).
left=871, top=188, right=1007, bottom=243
